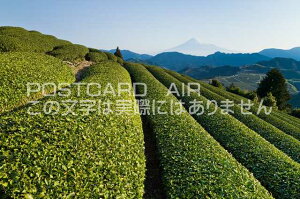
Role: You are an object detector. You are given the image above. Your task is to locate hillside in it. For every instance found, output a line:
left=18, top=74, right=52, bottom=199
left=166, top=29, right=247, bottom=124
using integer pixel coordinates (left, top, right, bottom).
left=179, top=65, right=241, bottom=79
left=1, top=26, right=300, bottom=198
left=180, top=57, right=300, bottom=107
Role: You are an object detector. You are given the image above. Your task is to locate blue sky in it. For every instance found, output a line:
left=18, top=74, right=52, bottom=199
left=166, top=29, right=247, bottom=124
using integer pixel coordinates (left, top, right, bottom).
left=1, top=0, right=300, bottom=54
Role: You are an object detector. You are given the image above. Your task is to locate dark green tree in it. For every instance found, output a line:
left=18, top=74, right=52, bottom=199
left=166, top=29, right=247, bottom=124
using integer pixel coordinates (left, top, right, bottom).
left=257, top=68, right=290, bottom=110
left=114, top=46, right=123, bottom=59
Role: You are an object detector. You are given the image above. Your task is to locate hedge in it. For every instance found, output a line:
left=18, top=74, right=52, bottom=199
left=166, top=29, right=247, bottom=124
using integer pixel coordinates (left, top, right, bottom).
left=124, top=63, right=272, bottom=199
left=0, top=26, right=71, bottom=53
left=104, top=52, right=118, bottom=62
left=85, top=52, right=108, bottom=63
left=0, top=61, right=145, bottom=198
left=48, top=44, right=89, bottom=62
left=272, top=111, right=300, bottom=129
left=166, top=69, right=300, bottom=163
left=0, top=52, right=75, bottom=114
left=147, top=65, right=300, bottom=199
left=182, top=74, right=300, bottom=141
left=0, top=35, right=32, bottom=52
left=0, top=26, right=29, bottom=37
left=88, top=48, right=101, bottom=52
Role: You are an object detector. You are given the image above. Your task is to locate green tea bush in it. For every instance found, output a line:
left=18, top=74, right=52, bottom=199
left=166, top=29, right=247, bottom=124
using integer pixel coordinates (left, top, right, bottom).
left=88, top=48, right=100, bottom=52
left=0, top=26, right=71, bottom=53
left=0, top=52, right=75, bottom=114
left=273, top=109, right=300, bottom=129
left=104, top=52, right=118, bottom=62
left=85, top=51, right=108, bottom=63
left=147, top=65, right=300, bottom=199
left=0, top=26, right=28, bottom=36
left=0, top=35, right=32, bottom=52
left=0, top=61, right=145, bottom=198
left=167, top=69, right=300, bottom=163
left=48, top=44, right=89, bottom=62
left=124, top=63, right=272, bottom=199
left=183, top=74, right=300, bottom=140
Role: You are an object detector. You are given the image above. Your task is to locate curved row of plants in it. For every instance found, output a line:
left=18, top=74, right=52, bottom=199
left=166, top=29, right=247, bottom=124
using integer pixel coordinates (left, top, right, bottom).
left=272, top=111, right=300, bottom=129
left=0, top=52, right=75, bottom=114
left=0, top=26, right=122, bottom=64
left=0, top=26, right=71, bottom=53
left=47, top=44, right=89, bottom=62
left=124, top=63, right=273, bottom=199
left=0, top=61, right=145, bottom=198
left=182, top=74, right=300, bottom=141
left=166, top=69, right=300, bottom=163
left=85, top=51, right=108, bottom=63
left=146, top=65, right=300, bottom=199
left=46, top=46, right=121, bottom=63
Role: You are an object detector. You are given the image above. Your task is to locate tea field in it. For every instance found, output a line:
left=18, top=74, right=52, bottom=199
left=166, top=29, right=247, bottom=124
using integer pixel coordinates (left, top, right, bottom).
left=0, top=26, right=300, bottom=198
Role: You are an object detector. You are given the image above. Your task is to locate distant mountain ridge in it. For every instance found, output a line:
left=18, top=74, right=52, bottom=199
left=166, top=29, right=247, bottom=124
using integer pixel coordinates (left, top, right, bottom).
left=104, top=49, right=153, bottom=60
left=259, top=47, right=300, bottom=61
left=146, top=51, right=270, bottom=71
left=164, top=38, right=232, bottom=56
left=257, top=57, right=300, bottom=71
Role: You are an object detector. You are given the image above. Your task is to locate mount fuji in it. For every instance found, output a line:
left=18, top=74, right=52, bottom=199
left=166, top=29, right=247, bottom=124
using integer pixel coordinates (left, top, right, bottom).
left=164, top=38, right=233, bottom=56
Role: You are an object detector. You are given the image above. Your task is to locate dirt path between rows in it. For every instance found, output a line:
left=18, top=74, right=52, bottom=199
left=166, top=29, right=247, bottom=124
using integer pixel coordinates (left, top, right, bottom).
left=142, top=116, right=165, bottom=199
left=64, top=61, right=94, bottom=82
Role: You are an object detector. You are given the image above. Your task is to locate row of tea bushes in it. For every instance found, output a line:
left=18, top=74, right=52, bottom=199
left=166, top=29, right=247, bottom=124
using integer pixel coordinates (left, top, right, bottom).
left=166, top=69, right=300, bottom=163
left=0, top=52, right=75, bottom=114
left=272, top=110, right=300, bottom=129
left=147, top=65, right=300, bottom=199
left=85, top=51, right=108, bottom=63
left=0, top=61, right=145, bottom=198
left=0, top=26, right=71, bottom=53
left=86, top=50, right=124, bottom=64
left=48, top=44, right=89, bottom=62
left=0, top=26, right=124, bottom=65
left=182, top=74, right=300, bottom=141
left=124, top=63, right=273, bottom=199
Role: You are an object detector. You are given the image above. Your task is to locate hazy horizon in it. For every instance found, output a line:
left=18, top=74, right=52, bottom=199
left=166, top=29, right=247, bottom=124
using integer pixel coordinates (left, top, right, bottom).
left=1, top=0, right=300, bottom=54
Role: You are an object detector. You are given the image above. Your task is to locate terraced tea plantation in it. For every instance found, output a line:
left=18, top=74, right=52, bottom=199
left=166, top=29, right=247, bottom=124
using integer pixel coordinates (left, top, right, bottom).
left=0, top=26, right=300, bottom=198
